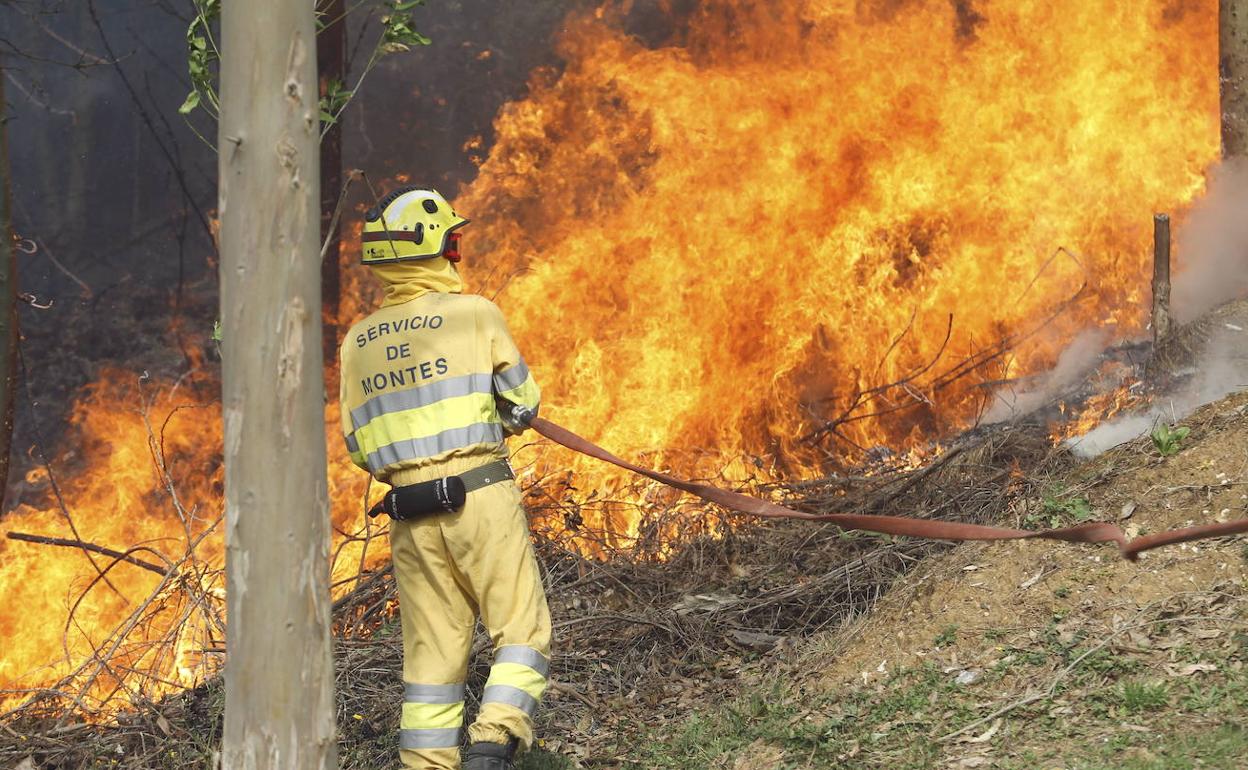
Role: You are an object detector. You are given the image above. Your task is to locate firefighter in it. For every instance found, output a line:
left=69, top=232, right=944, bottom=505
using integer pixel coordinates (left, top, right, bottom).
left=339, top=186, right=551, bottom=770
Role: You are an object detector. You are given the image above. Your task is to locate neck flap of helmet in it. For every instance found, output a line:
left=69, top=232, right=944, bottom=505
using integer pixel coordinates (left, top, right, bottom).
left=369, top=257, right=464, bottom=307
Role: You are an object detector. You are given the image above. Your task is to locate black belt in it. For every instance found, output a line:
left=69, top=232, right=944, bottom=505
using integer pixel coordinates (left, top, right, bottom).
left=367, top=460, right=514, bottom=521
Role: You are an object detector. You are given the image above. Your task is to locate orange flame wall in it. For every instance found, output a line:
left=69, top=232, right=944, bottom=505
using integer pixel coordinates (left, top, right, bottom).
left=0, top=0, right=1222, bottom=712
left=459, top=0, right=1219, bottom=492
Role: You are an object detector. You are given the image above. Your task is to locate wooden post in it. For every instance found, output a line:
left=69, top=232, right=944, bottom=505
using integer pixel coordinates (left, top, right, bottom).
left=1152, top=213, right=1172, bottom=345
left=218, top=0, right=336, bottom=767
left=1223, top=0, right=1248, bottom=157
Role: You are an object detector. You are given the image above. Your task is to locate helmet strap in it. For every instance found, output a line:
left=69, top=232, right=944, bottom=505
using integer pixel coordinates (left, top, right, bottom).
left=443, top=231, right=463, bottom=263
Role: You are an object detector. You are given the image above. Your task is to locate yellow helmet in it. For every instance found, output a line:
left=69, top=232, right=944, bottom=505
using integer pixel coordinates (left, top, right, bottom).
left=361, top=186, right=469, bottom=264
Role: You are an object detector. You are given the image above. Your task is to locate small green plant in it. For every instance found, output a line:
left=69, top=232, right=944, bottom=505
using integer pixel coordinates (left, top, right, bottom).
left=1151, top=423, right=1191, bottom=456
left=1054, top=586, right=1071, bottom=599
left=934, top=625, right=958, bottom=648
left=1027, top=487, right=1094, bottom=528
left=1118, top=680, right=1169, bottom=713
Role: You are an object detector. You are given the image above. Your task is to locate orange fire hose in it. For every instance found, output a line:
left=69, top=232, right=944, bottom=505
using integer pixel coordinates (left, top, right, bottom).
left=529, top=416, right=1248, bottom=562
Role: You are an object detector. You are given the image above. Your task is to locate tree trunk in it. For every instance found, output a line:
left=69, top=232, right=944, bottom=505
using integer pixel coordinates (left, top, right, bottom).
left=319, top=0, right=346, bottom=372
left=218, top=1, right=336, bottom=768
left=1223, top=0, right=1248, bottom=157
left=0, top=55, right=17, bottom=506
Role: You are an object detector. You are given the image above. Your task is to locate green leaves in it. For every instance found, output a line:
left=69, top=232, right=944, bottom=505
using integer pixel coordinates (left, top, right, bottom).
left=181, top=0, right=429, bottom=141
left=1151, top=424, right=1191, bottom=457
left=319, top=79, right=353, bottom=127
left=1117, top=679, right=1170, bottom=713
left=181, top=0, right=221, bottom=120
left=381, top=0, right=432, bottom=52
left=178, top=90, right=201, bottom=116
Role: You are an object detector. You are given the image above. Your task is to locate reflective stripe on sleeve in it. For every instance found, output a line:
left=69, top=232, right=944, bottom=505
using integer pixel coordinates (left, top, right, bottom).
left=344, top=432, right=367, bottom=468
left=482, top=684, right=539, bottom=717
left=350, top=373, right=494, bottom=431
left=404, top=682, right=466, bottom=704
left=365, top=422, right=504, bottom=472
left=492, top=360, right=531, bottom=393
left=399, top=727, right=461, bottom=750
left=494, top=645, right=550, bottom=678
left=493, top=359, right=540, bottom=411
left=495, top=379, right=539, bottom=411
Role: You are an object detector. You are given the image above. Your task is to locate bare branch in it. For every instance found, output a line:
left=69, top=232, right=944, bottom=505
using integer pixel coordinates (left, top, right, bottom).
left=4, top=532, right=169, bottom=576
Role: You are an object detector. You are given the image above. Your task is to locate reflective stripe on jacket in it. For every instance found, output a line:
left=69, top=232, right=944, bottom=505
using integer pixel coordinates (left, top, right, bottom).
left=339, top=292, right=540, bottom=481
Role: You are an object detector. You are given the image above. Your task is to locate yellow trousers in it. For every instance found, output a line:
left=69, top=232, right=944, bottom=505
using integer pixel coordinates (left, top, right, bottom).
left=389, top=455, right=552, bottom=770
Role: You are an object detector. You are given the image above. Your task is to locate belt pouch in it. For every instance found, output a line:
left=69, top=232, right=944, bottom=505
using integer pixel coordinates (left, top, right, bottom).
left=387, top=475, right=468, bottom=521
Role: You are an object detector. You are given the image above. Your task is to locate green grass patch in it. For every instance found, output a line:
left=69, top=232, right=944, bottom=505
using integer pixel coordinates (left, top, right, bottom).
left=1116, top=680, right=1169, bottom=713
left=627, top=664, right=977, bottom=770
left=518, top=748, right=576, bottom=770
left=1080, top=723, right=1248, bottom=770
left=623, top=614, right=1248, bottom=770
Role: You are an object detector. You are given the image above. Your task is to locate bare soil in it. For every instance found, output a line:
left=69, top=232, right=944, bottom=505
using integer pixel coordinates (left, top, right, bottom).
left=815, top=389, right=1248, bottom=691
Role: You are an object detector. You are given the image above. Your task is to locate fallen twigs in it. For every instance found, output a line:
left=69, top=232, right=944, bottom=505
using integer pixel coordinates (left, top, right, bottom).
left=0, top=380, right=227, bottom=732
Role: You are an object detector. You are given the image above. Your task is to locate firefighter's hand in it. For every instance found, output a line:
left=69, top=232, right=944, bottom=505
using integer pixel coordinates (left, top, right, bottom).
left=497, top=400, right=536, bottom=435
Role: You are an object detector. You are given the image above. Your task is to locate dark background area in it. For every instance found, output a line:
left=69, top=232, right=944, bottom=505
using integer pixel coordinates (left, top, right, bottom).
left=0, top=0, right=616, bottom=501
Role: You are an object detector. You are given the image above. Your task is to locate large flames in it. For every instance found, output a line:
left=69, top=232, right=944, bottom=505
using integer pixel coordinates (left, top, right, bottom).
left=0, top=0, right=1222, bottom=714
left=459, top=0, right=1219, bottom=533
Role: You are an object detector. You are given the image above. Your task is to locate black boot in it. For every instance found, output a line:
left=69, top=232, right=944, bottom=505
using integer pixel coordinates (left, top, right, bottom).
left=463, top=739, right=517, bottom=770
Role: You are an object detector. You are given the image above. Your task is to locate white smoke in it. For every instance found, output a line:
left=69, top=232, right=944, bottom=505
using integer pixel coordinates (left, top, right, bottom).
left=1065, top=158, right=1248, bottom=458
left=982, top=328, right=1110, bottom=424
left=1172, top=157, right=1248, bottom=323
left=1066, top=327, right=1248, bottom=458
left=1065, top=413, right=1156, bottom=458
left=983, top=158, right=1248, bottom=456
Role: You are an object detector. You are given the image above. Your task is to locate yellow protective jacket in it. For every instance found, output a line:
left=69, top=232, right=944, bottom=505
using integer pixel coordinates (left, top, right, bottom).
left=339, top=258, right=552, bottom=766
left=339, top=260, right=541, bottom=482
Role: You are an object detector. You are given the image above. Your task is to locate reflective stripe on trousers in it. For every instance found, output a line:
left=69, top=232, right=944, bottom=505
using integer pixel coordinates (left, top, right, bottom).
left=481, top=645, right=549, bottom=718
left=399, top=681, right=465, bottom=751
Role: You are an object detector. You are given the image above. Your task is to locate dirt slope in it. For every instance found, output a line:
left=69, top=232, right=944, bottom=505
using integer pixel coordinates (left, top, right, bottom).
left=818, top=390, right=1248, bottom=687
left=799, top=389, right=1248, bottom=767
left=624, top=390, right=1248, bottom=770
